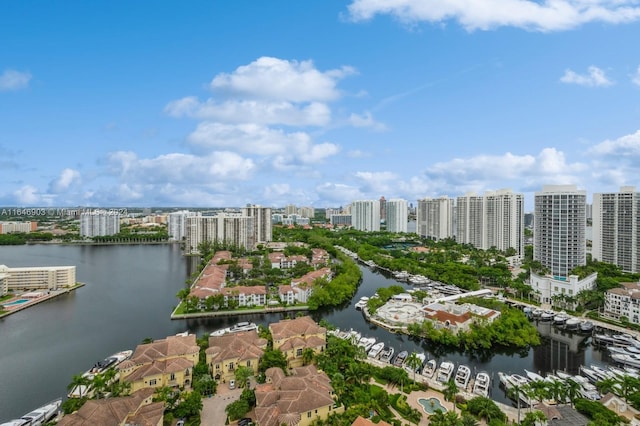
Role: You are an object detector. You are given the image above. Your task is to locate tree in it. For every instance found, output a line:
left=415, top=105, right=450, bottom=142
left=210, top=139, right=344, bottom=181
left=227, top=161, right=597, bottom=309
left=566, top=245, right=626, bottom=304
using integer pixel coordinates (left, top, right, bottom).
left=405, top=352, right=422, bottom=383
left=259, top=349, right=288, bottom=373
left=225, top=399, right=250, bottom=421
left=67, top=373, right=91, bottom=398
left=174, top=390, right=203, bottom=419
left=302, top=348, right=315, bottom=366
left=443, top=378, right=459, bottom=413
left=521, top=410, right=547, bottom=426
left=234, top=365, right=253, bottom=388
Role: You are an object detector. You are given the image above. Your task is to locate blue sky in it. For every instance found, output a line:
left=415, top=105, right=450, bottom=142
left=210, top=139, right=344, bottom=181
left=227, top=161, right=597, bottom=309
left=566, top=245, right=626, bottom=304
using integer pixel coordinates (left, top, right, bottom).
left=2, top=1, right=640, bottom=210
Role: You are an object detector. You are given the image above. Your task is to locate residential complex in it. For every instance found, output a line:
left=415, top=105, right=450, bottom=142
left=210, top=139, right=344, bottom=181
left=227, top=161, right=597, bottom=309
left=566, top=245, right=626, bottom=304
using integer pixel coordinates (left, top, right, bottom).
left=269, top=316, right=327, bottom=368
left=531, top=185, right=596, bottom=306
left=351, top=200, right=380, bottom=232
left=206, top=330, right=268, bottom=383
left=0, top=221, right=37, bottom=234
left=592, top=186, right=640, bottom=273
left=416, top=196, right=455, bottom=241
left=0, top=264, right=76, bottom=295
left=385, top=198, right=408, bottom=233
left=242, top=204, right=273, bottom=245
left=456, top=189, right=524, bottom=257
left=79, top=211, right=121, bottom=237
left=167, top=210, right=201, bottom=241
left=603, top=282, right=640, bottom=324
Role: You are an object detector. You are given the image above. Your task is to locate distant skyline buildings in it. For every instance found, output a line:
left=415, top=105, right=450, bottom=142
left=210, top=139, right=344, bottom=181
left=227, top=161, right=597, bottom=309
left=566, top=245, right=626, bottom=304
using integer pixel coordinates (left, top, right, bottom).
left=385, top=199, right=408, bottom=233
left=351, top=200, right=380, bottom=232
left=416, top=196, right=455, bottom=241
left=79, top=211, right=120, bottom=237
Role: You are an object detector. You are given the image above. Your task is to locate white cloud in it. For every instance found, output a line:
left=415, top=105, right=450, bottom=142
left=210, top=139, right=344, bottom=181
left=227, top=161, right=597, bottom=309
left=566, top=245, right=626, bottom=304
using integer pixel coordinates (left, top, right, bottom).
left=354, top=171, right=399, bottom=194
left=632, top=66, right=640, bottom=86
left=346, top=0, right=640, bottom=32
left=560, top=66, right=614, bottom=87
left=316, top=182, right=365, bottom=204
left=210, top=56, right=356, bottom=102
left=0, top=69, right=32, bottom=91
left=187, top=123, right=339, bottom=168
left=588, top=129, right=640, bottom=157
left=14, top=185, right=40, bottom=204
left=166, top=98, right=331, bottom=126
left=49, top=168, right=81, bottom=193
left=348, top=111, right=387, bottom=131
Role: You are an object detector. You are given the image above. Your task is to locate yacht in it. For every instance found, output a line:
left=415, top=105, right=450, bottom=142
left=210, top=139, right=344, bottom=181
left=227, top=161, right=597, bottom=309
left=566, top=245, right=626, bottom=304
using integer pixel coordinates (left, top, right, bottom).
left=539, top=310, right=555, bottom=321
left=368, top=342, right=385, bottom=358
left=422, top=359, right=437, bottom=378
left=393, top=350, right=408, bottom=367
left=553, top=311, right=569, bottom=325
left=524, top=369, right=545, bottom=382
left=437, top=361, right=455, bottom=383
left=570, top=375, right=601, bottom=400
left=394, top=271, right=410, bottom=280
left=579, top=366, right=601, bottom=383
left=472, top=371, right=490, bottom=397
left=454, top=364, right=471, bottom=389
left=357, top=336, right=376, bottom=352
left=210, top=321, right=258, bottom=337
left=611, top=353, right=640, bottom=369
left=413, top=353, right=427, bottom=372
left=579, top=321, right=594, bottom=333
left=555, top=370, right=573, bottom=381
left=68, top=349, right=133, bottom=398
left=590, top=365, right=614, bottom=380
left=380, top=346, right=394, bottom=363
left=2, top=399, right=62, bottom=426
left=565, top=317, right=582, bottom=330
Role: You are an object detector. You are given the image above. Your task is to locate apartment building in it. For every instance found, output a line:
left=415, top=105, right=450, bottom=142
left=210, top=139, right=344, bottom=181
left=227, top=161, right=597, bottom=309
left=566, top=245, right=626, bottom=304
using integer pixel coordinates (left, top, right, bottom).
left=167, top=210, right=201, bottom=241
left=0, top=221, right=37, bottom=234
left=0, top=264, right=76, bottom=292
left=80, top=211, right=120, bottom=237
left=185, top=214, right=255, bottom=254
left=242, top=204, right=273, bottom=245
left=351, top=200, right=380, bottom=232
left=604, top=282, right=640, bottom=324
left=385, top=199, right=408, bottom=233
left=416, top=196, right=455, bottom=241
left=206, top=331, right=268, bottom=383
left=592, top=186, right=640, bottom=273
left=270, top=316, right=327, bottom=368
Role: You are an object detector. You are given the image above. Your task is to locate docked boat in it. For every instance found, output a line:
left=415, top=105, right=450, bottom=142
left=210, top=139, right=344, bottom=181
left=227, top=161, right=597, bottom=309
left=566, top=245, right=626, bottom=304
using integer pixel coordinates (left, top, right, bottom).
left=1, top=399, right=62, bottom=426
left=611, top=353, right=640, bottom=369
left=413, top=353, right=427, bottom=372
left=437, top=361, right=455, bottom=383
left=472, top=371, right=490, bottom=397
left=579, top=366, right=601, bottom=383
left=593, top=333, right=618, bottom=346
left=565, top=317, right=582, bottom=330
left=590, top=364, right=614, bottom=380
left=368, top=342, right=385, bottom=358
left=524, top=369, right=545, bottom=382
left=570, top=375, right=601, bottom=400
left=210, top=321, right=258, bottom=337
left=357, top=336, right=376, bottom=352
left=454, top=364, right=471, bottom=389
left=394, top=270, right=410, bottom=280
left=555, top=370, right=573, bottom=381
left=89, top=349, right=133, bottom=374
left=539, top=310, right=555, bottom=321
left=553, top=311, right=569, bottom=325
left=393, top=350, right=408, bottom=367
left=579, top=321, right=594, bottom=333
left=380, top=346, right=394, bottom=363
left=422, top=359, right=437, bottom=378
left=531, top=308, right=544, bottom=318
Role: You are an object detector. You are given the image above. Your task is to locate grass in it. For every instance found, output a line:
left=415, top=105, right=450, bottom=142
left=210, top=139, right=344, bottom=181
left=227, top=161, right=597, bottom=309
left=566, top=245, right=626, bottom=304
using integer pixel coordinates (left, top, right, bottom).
left=0, top=294, right=13, bottom=302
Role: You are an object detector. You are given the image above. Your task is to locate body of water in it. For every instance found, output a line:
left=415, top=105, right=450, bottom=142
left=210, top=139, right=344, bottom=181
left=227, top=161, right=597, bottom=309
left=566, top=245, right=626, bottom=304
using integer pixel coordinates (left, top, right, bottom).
left=0, top=244, right=609, bottom=420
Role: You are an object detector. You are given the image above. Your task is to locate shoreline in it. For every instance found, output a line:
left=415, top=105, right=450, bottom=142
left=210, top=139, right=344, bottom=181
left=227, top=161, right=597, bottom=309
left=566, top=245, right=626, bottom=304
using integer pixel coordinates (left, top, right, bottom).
left=0, top=283, right=85, bottom=319
left=170, top=304, right=311, bottom=320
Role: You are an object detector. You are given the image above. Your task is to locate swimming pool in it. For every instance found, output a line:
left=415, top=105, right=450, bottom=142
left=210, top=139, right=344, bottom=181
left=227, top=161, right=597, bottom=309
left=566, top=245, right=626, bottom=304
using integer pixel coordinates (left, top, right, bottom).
left=3, top=299, right=30, bottom=307
left=418, top=397, right=447, bottom=414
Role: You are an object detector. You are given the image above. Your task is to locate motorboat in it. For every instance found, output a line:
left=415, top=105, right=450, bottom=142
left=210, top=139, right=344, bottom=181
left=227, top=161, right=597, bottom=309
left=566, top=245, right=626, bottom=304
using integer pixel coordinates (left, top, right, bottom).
left=579, top=321, right=594, bottom=333
left=357, top=336, right=376, bottom=352
left=380, top=346, right=394, bottom=363
left=393, top=350, right=408, bottom=367
left=590, top=365, right=614, bottom=380
left=539, top=310, right=555, bottom=321
left=579, top=366, right=601, bottom=383
left=454, top=364, right=471, bottom=389
left=69, top=349, right=133, bottom=398
left=413, top=353, right=427, bottom=372
left=593, top=333, right=618, bottom=346
left=437, top=361, right=455, bottom=383
left=394, top=270, right=410, bottom=280
left=612, top=333, right=640, bottom=347
left=553, top=311, right=569, bottom=325
left=210, top=321, right=258, bottom=337
left=565, top=317, right=582, bottom=330
left=524, top=369, right=545, bottom=382
left=472, top=371, right=490, bottom=397
left=368, top=342, right=385, bottom=358
left=611, top=353, right=640, bottom=369
left=422, top=359, right=437, bottom=378
left=570, top=375, right=601, bottom=400
left=501, top=373, right=534, bottom=405
left=555, top=370, right=572, bottom=381
left=531, top=308, right=544, bottom=318
left=608, top=365, right=635, bottom=379
left=2, top=399, right=62, bottom=426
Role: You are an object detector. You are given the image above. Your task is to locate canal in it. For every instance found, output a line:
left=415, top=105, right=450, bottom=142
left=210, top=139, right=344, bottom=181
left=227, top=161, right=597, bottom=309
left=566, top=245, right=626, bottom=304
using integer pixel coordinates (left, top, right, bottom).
left=0, top=244, right=610, bottom=420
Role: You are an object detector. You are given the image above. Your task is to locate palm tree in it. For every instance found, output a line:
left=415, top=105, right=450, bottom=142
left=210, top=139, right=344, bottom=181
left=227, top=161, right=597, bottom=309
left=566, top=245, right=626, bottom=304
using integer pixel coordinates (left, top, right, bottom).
left=564, top=378, right=582, bottom=408
left=406, top=352, right=422, bottom=383
left=302, top=348, right=315, bottom=366
left=331, top=372, right=346, bottom=402
left=507, top=382, right=523, bottom=424
left=619, top=375, right=640, bottom=401
left=521, top=410, right=547, bottom=426
left=444, top=378, right=459, bottom=413
left=67, top=373, right=91, bottom=398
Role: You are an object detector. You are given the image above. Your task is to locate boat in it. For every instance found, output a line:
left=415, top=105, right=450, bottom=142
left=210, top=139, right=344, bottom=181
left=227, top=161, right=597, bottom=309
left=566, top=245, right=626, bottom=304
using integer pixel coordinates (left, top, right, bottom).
left=357, top=336, right=376, bottom=352
left=368, top=342, right=385, bottom=358
left=524, top=369, right=545, bottom=382
left=1, top=399, right=62, bottom=426
left=68, top=349, right=132, bottom=398
left=393, top=350, right=408, bottom=367
left=593, top=333, right=618, bottom=346
left=210, top=321, right=258, bottom=337
left=413, top=353, right=427, bottom=372
left=565, top=317, right=582, bottom=330
left=472, top=371, right=490, bottom=397
left=612, top=333, right=640, bottom=347
left=422, top=359, right=437, bottom=378
left=611, top=353, right=640, bottom=369
left=579, top=320, right=594, bottom=333
left=553, top=311, right=569, bottom=325
left=437, top=361, right=455, bottom=383
left=570, top=375, right=601, bottom=400
left=579, top=366, right=601, bottom=383
left=454, top=364, right=471, bottom=389
left=380, top=346, right=394, bottom=363
left=394, top=271, right=410, bottom=280
left=539, top=310, right=555, bottom=321
left=590, top=364, right=614, bottom=380
left=555, top=370, right=572, bottom=381
left=531, top=308, right=544, bottom=318
left=608, top=365, right=636, bottom=379
left=500, top=373, right=534, bottom=405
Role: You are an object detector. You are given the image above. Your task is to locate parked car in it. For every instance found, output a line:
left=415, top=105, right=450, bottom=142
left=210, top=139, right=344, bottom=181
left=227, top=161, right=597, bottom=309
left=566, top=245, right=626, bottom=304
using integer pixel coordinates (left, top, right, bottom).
left=238, top=418, right=253, bottom=426
left=229, top=379, right=235, bottom=390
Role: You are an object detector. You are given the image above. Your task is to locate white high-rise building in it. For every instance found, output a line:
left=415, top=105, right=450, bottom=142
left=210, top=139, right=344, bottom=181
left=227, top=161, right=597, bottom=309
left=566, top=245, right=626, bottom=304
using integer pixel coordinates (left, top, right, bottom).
left=242, top=204, right=272, bottom=244
left=168, top=210, right=201, bottom=241
left=385, top=199, right=408, bottom=233
left=351, top=200, right=380, bottom=232
left=531, top=185, right=596, bottom=306
left=593, top=186, right=640, bottom=273
left=457, top=189, right=524, bottom=257
left=80, top=211, right=120, bottom=237
left=185, top=214, right=255, bottom=255
left=416, top=197, right=454, bottom=241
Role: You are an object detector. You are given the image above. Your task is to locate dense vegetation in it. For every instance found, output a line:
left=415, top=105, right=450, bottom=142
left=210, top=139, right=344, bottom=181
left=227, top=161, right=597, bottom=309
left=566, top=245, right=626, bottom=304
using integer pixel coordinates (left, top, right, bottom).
left=0, top=232, right=56, bottom=245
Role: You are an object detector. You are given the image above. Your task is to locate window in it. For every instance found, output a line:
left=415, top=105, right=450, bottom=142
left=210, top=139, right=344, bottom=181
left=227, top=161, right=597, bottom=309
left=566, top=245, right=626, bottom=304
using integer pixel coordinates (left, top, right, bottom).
left=307, top=412, right=312, bottom=418
left=247, top=360, right=251, bottom=367
left=229, top=362, right=235, bottom=371
left=296, top=348, right=303, bottom=357
left=149, top=379, right=157, bottom=386
left=170, top=373, right=176, bottom=381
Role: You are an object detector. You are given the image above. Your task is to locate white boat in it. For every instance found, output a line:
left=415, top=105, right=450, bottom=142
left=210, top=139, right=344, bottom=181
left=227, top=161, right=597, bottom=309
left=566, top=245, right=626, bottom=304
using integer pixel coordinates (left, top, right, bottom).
left=579, top=321, right=594, bottom=333
left=394, top=271, right=410, bottom=279
left=472, top=371, right=490, bottom=397
left=565, top=317, right=582, bottom=329
left=524, top=369, right=545, bottom=382
left=540, top=310, right=555, bottom=321
left=505, top=374, right=535, bottom=405
left=2, top=399, right=62, bottom=426
left=368, top=342, right=385, bottom=358
left=393, top=350, right=408, bottom=367
left=380, top=346, right=394, bottom=363
left=210, top=321, right=258, bottom=337
left=354, top=299, right=367, bottom=310
left=611, top=353, right=640, bottom=369
left=357, top=336, right=376, bottom=352
left=579, top=366, right=601, bottom=383
left=553, top=311, right=569, bottom=325
left=570, top=375, right=601, bottom=400
left=413, top=353, right=427, bottom=372
left=590, top=364, right=614, bottom=380
left=422, top=359, right=437, bottom=378
left=454, top=364, right=471, bottom=389
left=68, top=349, right=133, bottom=398
left=555, top=370, right=572, bottom=381
left=437, top=361, right=455, bottom=383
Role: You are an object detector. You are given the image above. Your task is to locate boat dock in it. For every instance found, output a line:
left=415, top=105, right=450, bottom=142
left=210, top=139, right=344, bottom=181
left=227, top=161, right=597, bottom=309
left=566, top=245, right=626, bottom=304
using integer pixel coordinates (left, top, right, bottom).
left=0, top=283, right=85, bottom=319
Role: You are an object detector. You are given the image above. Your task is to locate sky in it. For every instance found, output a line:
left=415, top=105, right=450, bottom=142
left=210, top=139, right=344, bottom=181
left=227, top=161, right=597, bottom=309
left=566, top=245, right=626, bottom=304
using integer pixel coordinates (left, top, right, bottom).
left=2, top=1, right=640, bottom=211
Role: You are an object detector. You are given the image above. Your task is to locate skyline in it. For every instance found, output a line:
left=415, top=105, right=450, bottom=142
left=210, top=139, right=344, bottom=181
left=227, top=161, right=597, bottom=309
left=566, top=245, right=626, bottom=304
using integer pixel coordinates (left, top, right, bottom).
left=2, top=1, right=640, bottom=210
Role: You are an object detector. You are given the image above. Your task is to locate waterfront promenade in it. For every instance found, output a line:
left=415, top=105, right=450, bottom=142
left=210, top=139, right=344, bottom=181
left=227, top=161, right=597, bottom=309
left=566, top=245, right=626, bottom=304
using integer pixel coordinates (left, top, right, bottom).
left=170, top=304, right=310, bottom=320
left=0, top=283, right=84, bottom=319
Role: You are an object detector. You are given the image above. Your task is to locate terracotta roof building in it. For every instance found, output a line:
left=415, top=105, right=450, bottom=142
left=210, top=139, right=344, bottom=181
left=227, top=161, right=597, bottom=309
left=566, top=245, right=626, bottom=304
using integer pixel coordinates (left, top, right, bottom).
left=206, top=330, right=268, bottom=383
left=270, top=316, right=326, bottom=368
left=422, top=302, right=500, bottom=332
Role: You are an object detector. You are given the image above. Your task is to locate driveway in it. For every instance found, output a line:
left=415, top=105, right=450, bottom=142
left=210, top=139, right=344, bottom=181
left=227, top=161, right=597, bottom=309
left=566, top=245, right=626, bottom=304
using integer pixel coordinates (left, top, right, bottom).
left=201, top=385, right=242, bottom=426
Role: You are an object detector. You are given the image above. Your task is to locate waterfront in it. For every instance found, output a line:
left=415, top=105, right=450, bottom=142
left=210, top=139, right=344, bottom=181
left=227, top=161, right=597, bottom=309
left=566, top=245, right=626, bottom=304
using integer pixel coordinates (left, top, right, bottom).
left=0, top=244, right=610, bottom=420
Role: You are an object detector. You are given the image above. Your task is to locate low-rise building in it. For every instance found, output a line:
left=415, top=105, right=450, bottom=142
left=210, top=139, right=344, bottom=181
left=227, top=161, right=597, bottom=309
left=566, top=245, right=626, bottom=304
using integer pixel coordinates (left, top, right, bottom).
left=206, top=331, right=268, bottom=383
left=0, top=221, right=37, bottom=234
left=118, top=334, right=199, bottom=392
left=57, top=388, right=164, bottom=426
left=255, top=365, right=342, bottom=426
left=421, top=302, right=501, bottom=332
left=530, top=271, right=598, bottom=309
left=270, top=316, right=326, bottom=368
left=0, top=264, right=76, bottom=292
left=604, top=282, right=640, bottom=324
